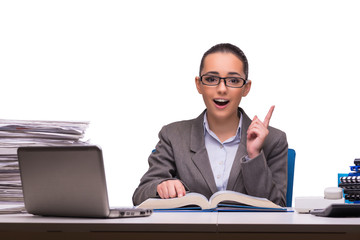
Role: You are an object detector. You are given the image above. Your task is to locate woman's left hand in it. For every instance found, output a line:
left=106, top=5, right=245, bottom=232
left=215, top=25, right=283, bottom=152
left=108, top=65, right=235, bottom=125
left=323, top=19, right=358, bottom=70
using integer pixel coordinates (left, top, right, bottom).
left=246, top=105, right=275, bottom=159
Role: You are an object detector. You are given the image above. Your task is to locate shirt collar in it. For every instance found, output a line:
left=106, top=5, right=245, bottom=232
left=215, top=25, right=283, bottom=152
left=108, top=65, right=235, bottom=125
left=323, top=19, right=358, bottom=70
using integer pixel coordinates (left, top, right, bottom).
left=203, top=111, right=242, bottom=144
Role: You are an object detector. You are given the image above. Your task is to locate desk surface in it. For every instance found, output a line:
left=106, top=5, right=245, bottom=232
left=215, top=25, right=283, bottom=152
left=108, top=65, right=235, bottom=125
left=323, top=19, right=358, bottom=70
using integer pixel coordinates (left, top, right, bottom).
left=2, top=210, right=360, bottom=240
left=0, top=211, right=218, bottom=232
left=1, top=211, right=360, bottom=231
left=217, top=211, right=360, bottom=233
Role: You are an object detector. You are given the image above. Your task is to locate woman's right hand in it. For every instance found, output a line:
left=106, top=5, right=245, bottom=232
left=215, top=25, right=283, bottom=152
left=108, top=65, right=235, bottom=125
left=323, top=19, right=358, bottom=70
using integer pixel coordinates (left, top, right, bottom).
left=157, top=179, right=186, bottom=199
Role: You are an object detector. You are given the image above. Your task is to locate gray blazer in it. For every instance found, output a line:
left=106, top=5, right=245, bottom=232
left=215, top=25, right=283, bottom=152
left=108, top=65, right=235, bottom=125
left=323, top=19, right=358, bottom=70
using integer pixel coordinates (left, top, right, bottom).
left=132, top=108, right=288, bottom=206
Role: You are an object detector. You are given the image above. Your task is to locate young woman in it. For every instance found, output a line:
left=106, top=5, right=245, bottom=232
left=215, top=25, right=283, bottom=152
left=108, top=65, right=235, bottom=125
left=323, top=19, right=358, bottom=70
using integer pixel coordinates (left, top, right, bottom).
left=132, top=43, right=288, bottom=207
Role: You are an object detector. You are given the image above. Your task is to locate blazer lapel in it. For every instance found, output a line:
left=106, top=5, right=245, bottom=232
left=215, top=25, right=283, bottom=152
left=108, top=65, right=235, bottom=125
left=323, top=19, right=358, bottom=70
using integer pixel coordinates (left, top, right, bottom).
left=190, top=111, right=218, bottom=194
left=227, top=108, right=252, bottom=190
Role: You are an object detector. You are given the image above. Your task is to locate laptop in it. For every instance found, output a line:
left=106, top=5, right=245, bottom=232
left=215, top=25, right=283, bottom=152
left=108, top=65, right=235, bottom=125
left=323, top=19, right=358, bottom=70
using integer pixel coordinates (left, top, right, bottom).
left=17, top=145, right=152, bottom=218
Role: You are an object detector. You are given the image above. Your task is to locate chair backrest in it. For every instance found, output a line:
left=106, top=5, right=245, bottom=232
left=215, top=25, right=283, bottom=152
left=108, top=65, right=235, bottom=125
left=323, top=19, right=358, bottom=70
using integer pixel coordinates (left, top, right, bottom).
left=286, top=148, right=296, bottom=207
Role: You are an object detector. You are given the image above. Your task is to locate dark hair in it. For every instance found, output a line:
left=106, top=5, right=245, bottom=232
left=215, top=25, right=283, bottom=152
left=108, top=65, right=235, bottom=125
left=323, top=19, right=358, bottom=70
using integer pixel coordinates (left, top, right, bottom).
left=199, top=43, right=249, bottom=80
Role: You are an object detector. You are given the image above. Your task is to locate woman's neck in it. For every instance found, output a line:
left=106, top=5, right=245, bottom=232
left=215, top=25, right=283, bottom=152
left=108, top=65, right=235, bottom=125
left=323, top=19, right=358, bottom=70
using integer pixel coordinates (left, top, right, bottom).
left=207, top=112, right=240, bottom=143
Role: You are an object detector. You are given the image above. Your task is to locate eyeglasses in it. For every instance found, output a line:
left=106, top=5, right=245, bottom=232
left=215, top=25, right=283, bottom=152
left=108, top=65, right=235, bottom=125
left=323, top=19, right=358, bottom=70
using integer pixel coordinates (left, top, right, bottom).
left=200, top=75, right=247, bottom=88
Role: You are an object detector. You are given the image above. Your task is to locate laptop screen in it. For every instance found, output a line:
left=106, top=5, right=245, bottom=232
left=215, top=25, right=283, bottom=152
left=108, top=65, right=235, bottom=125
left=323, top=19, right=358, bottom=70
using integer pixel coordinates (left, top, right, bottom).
left=18, top=145, right=111, bottom=218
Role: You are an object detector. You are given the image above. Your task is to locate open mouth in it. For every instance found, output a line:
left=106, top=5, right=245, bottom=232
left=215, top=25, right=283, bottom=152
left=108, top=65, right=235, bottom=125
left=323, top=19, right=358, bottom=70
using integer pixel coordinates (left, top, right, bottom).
left=213, top=99, right=230, bottom=107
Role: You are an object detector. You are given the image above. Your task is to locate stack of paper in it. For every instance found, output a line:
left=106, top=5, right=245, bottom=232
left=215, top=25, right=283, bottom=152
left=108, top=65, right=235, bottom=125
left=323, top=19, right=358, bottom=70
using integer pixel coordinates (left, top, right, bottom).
left=0, top=119, right=90, bottom=203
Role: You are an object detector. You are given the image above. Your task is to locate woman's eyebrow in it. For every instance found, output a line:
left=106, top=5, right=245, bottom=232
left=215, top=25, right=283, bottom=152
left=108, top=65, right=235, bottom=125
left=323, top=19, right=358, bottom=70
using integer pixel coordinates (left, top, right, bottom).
left=202, top=71, right=243, bottom=76
left=203, top=71, right=219, bottom=75
left=227, top=72, right=242, bottom=76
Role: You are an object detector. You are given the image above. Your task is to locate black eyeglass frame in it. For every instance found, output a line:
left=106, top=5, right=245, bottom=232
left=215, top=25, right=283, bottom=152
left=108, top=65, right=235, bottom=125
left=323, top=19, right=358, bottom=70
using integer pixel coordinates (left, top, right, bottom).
left=199, top=75, right=248, bottom=88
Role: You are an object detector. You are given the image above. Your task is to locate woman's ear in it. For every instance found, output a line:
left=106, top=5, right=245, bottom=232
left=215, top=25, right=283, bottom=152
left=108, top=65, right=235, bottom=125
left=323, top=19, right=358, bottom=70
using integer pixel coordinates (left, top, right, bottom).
left=242, top=80, right=252, bottom=97
left=195, top=76, right=202, bottom=94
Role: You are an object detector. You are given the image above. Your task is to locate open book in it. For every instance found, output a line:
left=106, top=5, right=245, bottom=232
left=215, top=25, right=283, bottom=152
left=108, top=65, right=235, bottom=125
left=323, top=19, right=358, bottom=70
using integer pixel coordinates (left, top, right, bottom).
left=136, top=190, right=284, bottom=210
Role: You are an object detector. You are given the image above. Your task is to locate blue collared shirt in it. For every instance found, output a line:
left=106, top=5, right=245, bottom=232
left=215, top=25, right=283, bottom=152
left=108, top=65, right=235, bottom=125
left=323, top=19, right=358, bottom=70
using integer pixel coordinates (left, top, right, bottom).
left=203, top=112, right=242, bottom=191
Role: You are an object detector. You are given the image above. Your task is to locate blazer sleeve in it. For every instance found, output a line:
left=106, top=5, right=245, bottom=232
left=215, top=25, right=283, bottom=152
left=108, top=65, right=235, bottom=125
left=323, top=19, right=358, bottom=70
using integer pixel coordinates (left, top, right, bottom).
left=240, top=129, right=288, bottom=207
left=132, top=125, right=188, bottom=206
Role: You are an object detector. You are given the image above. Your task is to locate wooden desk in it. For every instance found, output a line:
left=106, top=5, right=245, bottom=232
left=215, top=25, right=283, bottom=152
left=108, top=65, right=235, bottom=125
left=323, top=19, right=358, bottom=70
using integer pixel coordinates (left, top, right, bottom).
left=218, top=211, right=360, bottom=239
left=0, top=211, right=218, bottom=240
left=1, top=211, right=360, bottom=240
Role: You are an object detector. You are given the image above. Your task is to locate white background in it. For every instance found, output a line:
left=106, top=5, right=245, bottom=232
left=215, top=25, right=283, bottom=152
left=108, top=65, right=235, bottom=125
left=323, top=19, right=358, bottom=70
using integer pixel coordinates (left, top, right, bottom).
left=1, top=0, right=360, bottom=206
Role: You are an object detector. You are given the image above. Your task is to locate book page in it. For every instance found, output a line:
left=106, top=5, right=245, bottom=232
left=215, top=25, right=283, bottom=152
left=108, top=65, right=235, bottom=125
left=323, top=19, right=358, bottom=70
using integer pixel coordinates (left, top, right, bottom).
left=137, top=192, right=210, bottom=209
left=209, top=190, right=281, bottom=209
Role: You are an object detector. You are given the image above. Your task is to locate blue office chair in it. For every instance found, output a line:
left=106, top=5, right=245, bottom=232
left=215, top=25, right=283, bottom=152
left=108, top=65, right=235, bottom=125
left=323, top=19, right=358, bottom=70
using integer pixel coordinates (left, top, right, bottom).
left=286, top=149, right=296, bottom=207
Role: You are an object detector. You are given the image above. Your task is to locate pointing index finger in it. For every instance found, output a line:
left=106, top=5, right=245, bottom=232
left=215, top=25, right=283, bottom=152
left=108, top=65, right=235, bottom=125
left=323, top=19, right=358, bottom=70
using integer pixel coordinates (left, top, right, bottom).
left=263, top=105, right=275, bottom=128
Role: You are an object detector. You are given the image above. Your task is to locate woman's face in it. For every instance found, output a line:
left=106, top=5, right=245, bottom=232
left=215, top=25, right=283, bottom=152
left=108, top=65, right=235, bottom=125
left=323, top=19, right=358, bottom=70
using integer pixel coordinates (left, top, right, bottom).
left=195, top=52, right=251, bottom=122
